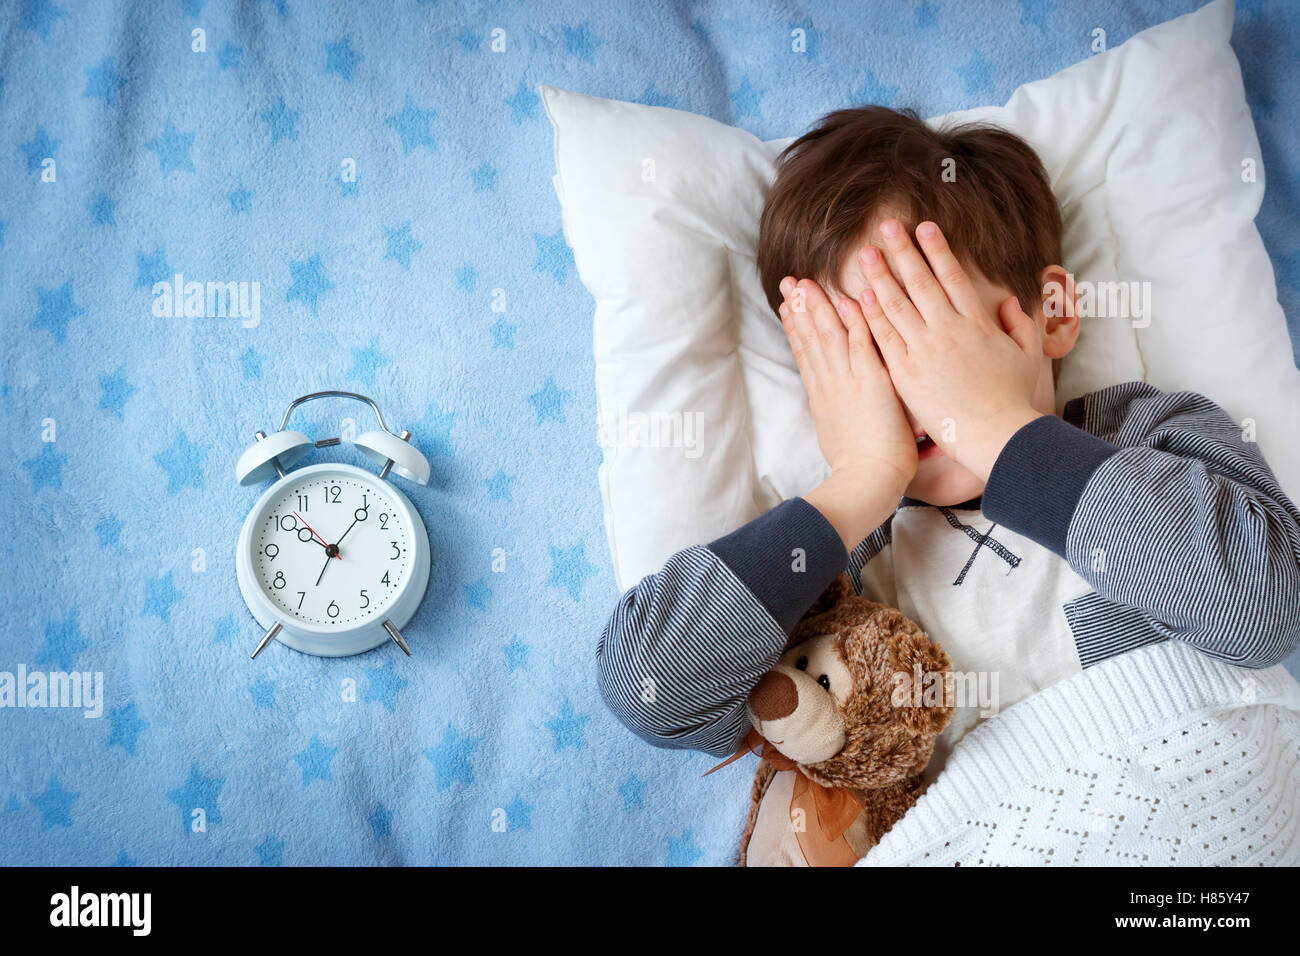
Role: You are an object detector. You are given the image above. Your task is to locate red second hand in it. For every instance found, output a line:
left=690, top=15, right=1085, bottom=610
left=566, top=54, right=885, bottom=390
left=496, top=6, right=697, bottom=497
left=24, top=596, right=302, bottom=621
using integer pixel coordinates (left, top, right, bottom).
left=293, top=511, right=339, bottom=558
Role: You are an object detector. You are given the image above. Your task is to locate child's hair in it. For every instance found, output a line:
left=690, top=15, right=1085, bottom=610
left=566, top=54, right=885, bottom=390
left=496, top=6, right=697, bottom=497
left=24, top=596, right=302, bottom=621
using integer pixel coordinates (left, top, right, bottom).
left=757, top=106, right=1062, bottom=321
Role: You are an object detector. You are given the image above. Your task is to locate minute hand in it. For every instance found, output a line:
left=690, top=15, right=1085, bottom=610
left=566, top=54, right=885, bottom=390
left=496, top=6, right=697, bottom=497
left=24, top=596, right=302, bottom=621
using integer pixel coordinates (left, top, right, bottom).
left=334, top=505, right=368, bottom=548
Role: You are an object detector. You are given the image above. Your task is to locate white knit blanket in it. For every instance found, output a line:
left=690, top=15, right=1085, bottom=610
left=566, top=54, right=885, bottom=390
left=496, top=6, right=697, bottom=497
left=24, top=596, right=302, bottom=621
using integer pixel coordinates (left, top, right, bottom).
left=859, top=642, right=1300, bottom=866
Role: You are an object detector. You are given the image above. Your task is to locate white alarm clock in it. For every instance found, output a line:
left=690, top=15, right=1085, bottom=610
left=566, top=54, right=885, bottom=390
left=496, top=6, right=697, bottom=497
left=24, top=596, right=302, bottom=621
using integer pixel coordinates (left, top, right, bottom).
left=235, top=391, right=432, bottom=659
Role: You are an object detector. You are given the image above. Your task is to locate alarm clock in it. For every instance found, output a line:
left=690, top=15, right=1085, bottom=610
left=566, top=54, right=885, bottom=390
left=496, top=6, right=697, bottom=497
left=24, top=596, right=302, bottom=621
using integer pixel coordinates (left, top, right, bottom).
left=235, top=390, right=432, bottom=659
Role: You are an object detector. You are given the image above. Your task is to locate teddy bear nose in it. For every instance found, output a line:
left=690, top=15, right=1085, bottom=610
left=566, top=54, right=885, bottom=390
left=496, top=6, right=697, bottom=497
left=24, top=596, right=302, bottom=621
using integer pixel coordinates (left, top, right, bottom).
left=749, top=671, right=798, bottom=722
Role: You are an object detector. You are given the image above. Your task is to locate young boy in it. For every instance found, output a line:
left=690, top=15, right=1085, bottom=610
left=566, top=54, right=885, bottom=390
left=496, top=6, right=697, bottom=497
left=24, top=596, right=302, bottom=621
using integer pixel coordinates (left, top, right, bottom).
left=596, top=106, right=1300, bottom=765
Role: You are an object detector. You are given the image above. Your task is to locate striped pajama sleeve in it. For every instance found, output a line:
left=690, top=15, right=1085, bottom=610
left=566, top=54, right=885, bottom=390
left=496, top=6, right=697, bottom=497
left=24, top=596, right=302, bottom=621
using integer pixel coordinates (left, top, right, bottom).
left=983, top=381, right=1300, bottom=668
left=596, top=498, right=847, bottom=756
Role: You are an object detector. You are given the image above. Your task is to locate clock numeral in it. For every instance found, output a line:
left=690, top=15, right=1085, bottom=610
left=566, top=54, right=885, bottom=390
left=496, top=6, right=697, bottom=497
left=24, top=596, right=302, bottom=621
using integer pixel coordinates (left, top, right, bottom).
left=359, top=589, right=370, bottom=609
left=381, top=571, right=391, bottom=586
left=390, top=541, right=401, bottom=560
left=297, top=495, right=309, bottom=512
left=362, top=494, right=368, bottom=509
left=296, top=591, right=306, bottom=609
left=273, top=571, right=286, bottom=590
left=325, top=485, right=341, bottom=504
left=278, top=514, right=297, bottom=532
left=327, top=601, right=340, bottom=619
left=264, top=543, right=279, bottom=561
left=378, top=513, right=389, bottom=530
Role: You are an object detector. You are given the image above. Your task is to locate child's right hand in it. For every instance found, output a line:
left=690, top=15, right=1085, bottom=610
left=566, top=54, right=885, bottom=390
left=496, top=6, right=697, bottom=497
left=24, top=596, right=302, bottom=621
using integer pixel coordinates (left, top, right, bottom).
left=779, top=277, right=917, bottom=545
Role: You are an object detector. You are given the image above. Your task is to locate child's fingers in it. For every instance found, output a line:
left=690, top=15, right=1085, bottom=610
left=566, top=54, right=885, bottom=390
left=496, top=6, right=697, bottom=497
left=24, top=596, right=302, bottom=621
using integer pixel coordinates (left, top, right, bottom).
left=914, top=221, right=984, bottom=320
left=857, top=287, right=907, bottom=369
left=877, top=219, right=952, bottom=325
left=996, top=296, right=1040, bottom=355
left=857, top=245, right=924, bottom=343
left=835, top=295, right=885, bottom=379
left=794, top=279, right=850, bottom=377
left=779, top=284, right=824, bottom=386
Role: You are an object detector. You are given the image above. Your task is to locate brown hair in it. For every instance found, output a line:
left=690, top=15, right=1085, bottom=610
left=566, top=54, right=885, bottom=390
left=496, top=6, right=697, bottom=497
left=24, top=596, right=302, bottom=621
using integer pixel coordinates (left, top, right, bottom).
left=756, top=106, right=1062, bottom=319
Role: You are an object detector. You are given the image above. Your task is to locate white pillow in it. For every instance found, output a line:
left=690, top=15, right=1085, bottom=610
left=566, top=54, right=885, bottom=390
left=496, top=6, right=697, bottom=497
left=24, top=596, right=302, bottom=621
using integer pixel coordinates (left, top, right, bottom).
left=543, top=0, right=1300, bottom=592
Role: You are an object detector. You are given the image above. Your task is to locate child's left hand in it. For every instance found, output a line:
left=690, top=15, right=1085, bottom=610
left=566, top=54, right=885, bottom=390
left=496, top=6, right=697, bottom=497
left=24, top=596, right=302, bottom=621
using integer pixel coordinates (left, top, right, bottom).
left=853, top=219, right=1045, bottom=480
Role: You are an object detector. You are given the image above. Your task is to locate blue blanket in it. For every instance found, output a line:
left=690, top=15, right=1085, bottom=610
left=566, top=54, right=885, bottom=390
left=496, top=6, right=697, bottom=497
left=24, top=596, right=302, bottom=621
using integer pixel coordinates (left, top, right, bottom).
left=2, top=0, right=1297, bottom=866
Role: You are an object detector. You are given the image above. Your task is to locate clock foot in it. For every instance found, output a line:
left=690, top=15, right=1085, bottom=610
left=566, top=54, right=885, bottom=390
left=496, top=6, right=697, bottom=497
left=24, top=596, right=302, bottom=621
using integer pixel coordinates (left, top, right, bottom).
left=251, top=621, right=283, bottom=659
left=382, top=619, right=412, bottom=656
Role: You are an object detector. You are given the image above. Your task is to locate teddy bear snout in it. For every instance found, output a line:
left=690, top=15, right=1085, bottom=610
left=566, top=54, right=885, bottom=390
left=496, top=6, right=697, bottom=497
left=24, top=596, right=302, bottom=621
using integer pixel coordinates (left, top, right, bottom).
left=748, top=670, right=798, bottom=721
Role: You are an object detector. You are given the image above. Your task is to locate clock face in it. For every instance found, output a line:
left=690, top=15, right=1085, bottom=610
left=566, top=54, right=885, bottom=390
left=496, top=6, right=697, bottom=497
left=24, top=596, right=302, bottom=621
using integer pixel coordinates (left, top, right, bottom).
left=252, top=470, right=412, bottom=627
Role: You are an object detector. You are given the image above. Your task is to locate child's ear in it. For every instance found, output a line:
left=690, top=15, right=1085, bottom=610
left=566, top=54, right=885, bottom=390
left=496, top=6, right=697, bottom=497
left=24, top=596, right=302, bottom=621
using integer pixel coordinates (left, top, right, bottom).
left=1038, top=264, right=1080, bottom=359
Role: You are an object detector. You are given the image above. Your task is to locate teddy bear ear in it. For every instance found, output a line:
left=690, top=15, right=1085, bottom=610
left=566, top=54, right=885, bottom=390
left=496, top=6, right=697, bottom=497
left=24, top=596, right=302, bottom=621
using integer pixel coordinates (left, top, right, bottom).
left=892, top=628, right=954, bottom=737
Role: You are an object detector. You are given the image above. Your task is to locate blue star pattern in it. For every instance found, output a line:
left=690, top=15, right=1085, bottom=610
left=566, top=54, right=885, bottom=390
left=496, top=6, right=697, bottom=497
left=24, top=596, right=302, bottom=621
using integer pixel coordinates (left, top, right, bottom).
left=730, top=77, right=765, bottom=118
left=228, top=185, right=254, bottom=214
left=503, top=796, right=534, bottom=831
left=143, top=119, right=195, bottom=176
left=853, top=71, right=901, bottom=106
left=211, top=615, right=239, bottom=646
left=424, top=725, right=479, bottom=791
left=528, top=376, right=573, bottom=423
left=33, top=778, right=78, bottom=830
left=286, top=253, right=334, bottom=315
left=618, top=774, right=646, bottom=811
left=18, top=0, right=68, bottom=42
left=95, top=515, right=123, bottom=548
left=217, top=41, right=242, bottom=70
left=83, top=57, right=127, bottom=106
left=142, top=570, right=183, bottom=622
left=666, top=829, right=705, bottom=866
left=386, top=96, right=437, bottom=152
left=638, top=81, right=678, bottom=109
left=256, top=835, right=285, bottom=866
left=503, top=638, right=529, bottom=673
left=294, top=735, right=338, bottom=785
left=543, top=698, right=590, bottom=751
left=20, top=126, right=60, bottom=172
left=38, top=611, right=88, bottom=670
left=349, top=337, right=391, bottom=385
left=364, top=660, right=409, bottom=712
left=370, top=805, right=393, bottom=839
left=23, top=443, right=67, bottom=492
left=532, top=228, right=572, bottom=282
left=383, top=222, right=423, bottom=269
left=136, top=248, right=171, bottom=288
left=259, top=96, right=300, bottom=143
left=548, top=542, right=596, bottom=600
left=491, top=317, right=517, bottom=349
left=98, top=366, right=137, bottom=418
left=240, top=346, right=265, bottom=379
left=250, top=675, right=277, bottom=709
left=32, top=279, right=83, bottom=342
left=154, top=430, right=206, bottom=493
left=958, top=51, right=996, bottom=96
left=484, top=468, right=514, bottom=501
left=464, top=576, right=492, bottom=611
left=1021, top=0, right=1054, bottom=32
left=325, top=36, right=362, bottom=82
left=107, top=701, right=148, bottom=756
left=506, top=80, right=539, bottom=123
left=167, top=764, right=224, bottom=831
left=471, top=162, right=497, bottom=191
left=89, top=192, right=117, bottom=226
left=563, top=21, right=603, bottom=62
left=413, top=401, right=455, bottom=458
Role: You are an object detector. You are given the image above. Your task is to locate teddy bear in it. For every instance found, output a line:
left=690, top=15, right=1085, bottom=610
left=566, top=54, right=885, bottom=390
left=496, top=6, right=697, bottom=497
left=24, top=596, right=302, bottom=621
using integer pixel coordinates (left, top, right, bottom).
left=727, top=574, right=953, bottom=866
